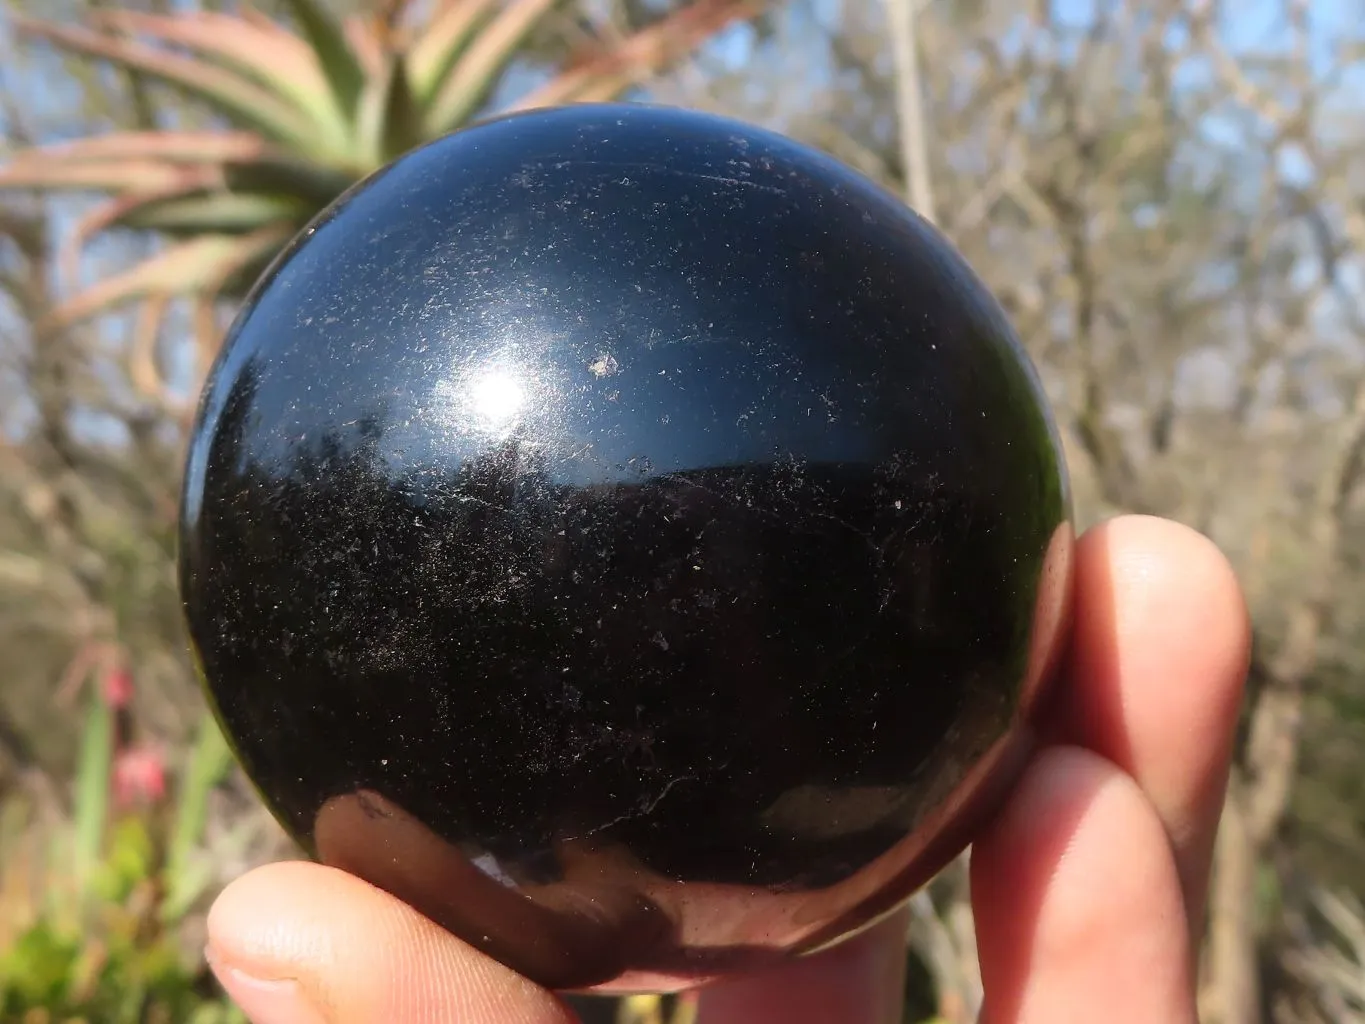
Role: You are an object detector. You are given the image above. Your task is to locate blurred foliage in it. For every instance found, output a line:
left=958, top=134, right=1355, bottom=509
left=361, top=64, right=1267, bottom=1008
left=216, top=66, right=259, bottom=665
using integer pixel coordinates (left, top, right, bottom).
left=1, top=0, right=1365, bottom=1022
left=0, top=686, right=240, bottom=1023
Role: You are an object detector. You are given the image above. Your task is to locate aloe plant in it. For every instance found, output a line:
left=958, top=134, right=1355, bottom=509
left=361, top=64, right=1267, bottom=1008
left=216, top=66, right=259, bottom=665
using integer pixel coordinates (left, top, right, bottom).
left=0, top=0, right=759, bottom=398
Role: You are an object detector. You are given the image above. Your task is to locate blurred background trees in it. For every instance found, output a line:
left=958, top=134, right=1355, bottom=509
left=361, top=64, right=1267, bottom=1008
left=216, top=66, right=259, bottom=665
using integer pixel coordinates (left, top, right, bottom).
left=1, top=1, right=1363, bottom=1022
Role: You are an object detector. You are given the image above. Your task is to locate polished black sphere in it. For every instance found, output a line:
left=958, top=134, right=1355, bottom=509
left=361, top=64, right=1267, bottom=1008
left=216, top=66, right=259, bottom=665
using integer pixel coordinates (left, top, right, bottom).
left=179, top=102, right=1073, bottom=994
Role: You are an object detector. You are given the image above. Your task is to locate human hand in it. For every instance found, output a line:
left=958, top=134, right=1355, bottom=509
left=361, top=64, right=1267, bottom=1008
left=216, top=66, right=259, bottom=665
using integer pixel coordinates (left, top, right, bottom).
left=203, top=514, right=1249, bottom=1024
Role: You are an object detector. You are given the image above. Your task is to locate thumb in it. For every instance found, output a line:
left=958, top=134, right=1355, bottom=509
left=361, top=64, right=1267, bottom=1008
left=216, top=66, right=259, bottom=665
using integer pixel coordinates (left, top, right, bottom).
left=206, top=860, right=578, bottom=1024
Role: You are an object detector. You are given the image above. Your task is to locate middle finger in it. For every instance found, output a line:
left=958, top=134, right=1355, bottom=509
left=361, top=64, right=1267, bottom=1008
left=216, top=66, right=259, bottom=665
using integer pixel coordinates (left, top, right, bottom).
left=1046, top=515, right=1250, bottom=927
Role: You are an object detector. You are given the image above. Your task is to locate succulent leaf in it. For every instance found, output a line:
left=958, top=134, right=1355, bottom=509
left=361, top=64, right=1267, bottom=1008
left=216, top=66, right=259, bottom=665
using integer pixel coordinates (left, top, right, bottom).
left=357, top=54, right=428, bottom=169
left=58, top=183, right=236, bottom=285
left=340, top=14, right=388, bottom=81
left=12, top=17, right=319, bottom=150
left=406, top=0, right=498, bottom=102
left=0, top=131, right=268, bottom=166
left=0, top=159, right=221, bottom=193
left=47, top=227, right=295, bottom=328
left=128, top=292, right=173, bottom=401
left=117, top=194, right=310, bottom=236
left=279, top=0, right=368, bottom=133
left=58, top=191, right=304, bottom=294
left=423, top=0, right=564, bottom=137
left=88, top=11, right=347, bottom=153
left=515, top=0, right=760, bottom=110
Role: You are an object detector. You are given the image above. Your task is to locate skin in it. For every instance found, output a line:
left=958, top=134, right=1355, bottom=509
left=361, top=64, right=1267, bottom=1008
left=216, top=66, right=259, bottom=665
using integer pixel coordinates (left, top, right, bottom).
left=204, top=514, right=1251, bottom=1024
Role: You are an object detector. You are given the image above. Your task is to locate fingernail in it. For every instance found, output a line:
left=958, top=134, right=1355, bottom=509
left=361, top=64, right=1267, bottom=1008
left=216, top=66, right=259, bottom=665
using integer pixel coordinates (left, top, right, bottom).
left=206, top=948, right=328, bottom=1024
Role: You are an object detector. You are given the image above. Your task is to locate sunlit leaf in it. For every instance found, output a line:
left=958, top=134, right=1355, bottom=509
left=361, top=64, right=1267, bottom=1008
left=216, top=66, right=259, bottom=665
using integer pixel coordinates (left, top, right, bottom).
left=89, top=11, right=346, bottom=151
left=406, top=0, right=498, bottom=102
left=423, top=0, right=563, bottom=137
left=279, top=0, right=367, bottom=125
left=356, top=53, right=427, bottom=167
left=516, top=0, right=760, bottom=110
left=0, top=131, right=267, bottom=165
left=58, top=181, right=227, bottom=285
left=59, top=190, right=309, bottom=284
left=161, top=714, right=235, bottom=923
left=0, top=159, right=219, bottom=193
left=119, top=193, right=310, bottom=235
left=12, top=17, right=318, bottom=149
left=128, top=293, right=171, bottom=400
left=191, top=292, right=222, bottom=378
left=341, top=13, right=387, bottom=81
left=48, top=227, right=295, bottom=327
left=72, top=689, right=113, bottom=899
left=553, top=70, right=637, bottom=105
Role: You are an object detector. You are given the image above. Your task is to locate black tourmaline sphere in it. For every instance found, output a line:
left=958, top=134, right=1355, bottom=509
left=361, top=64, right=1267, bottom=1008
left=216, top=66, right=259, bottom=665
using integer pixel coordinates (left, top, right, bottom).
left=179, top=103, right=1074, bottom=994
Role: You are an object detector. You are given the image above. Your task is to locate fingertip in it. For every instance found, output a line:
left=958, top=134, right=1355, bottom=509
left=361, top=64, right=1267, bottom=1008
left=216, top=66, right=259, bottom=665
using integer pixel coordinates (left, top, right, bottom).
left=207, top=861, right=341, bottom=979
left=1076, top=514, right=1251, bottom=683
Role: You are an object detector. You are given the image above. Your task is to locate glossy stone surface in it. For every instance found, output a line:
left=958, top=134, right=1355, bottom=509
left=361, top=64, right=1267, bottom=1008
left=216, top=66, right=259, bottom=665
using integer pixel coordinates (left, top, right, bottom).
left=179, top=103, right=1073, bottom=994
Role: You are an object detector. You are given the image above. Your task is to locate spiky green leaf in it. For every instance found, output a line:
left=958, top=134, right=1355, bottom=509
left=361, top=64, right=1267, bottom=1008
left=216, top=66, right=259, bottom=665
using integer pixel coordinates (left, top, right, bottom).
left=0, top=159, right=219, bottom=193
left=279, top=0, right=367, bottom=125
left=161, top=714, right=235, bottom=923
left=515, top=0, right=760, bottom=110
left=128, top=292, right=173, bottom=399
left=49, top=227, right=294, bottom=327
left=62, top=191, right=308, bottom=289
left=90, top=11, right=347, bottom=152
left=357, top=53, right=427, bottom=167
left=340, top=13, right=386, bottom=80
left=58, top=183, right=228, bottom=285
left=0, top=130, right=267, bottom=166
left=12, top=17, right=319, bottom=149
left=423, top=0, right=563, bottom=137
left=120, top=193, right=310, bottom=235
left=72, top=690, right=114, bottom=898
left=406, top=0, right=499, bottom=102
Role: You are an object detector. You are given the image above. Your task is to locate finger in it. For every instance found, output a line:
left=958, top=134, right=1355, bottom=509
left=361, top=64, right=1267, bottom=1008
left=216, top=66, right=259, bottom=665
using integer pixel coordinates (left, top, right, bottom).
left=971, top=746, right=1197, bottom=1024
left=1050, top=514, right=1249, bottom=928
left=692, top=905, right=911, bottom=1024
left=205, top=860, right=578, bottom=1024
